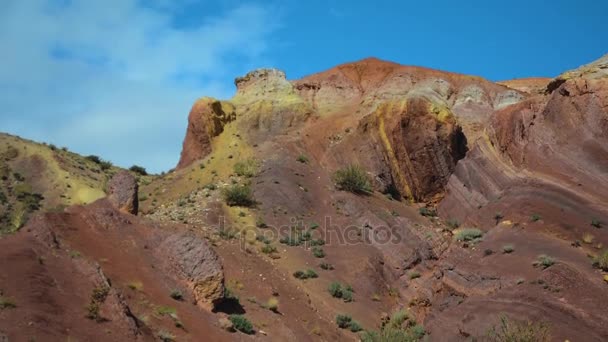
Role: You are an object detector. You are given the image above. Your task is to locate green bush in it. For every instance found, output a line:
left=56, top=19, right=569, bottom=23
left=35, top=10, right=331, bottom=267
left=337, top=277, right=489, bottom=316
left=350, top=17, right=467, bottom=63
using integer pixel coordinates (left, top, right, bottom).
left=502, top=244, right=514, bottom=254
left=530, top=214, right=541, bottom=222
left=233, top=159, right=258, bottom=178
left=293, top=269, right=318, bottom=280
left=222, top=184, right=255, bottom=207
left=86, top=155, right=102, bottom=164
left=333, top=164, right=372, bottom=194
left=342, top=288, right=354, bottom=302
left=593, top=250, right=608, bottom=271
left=349, top=320, right=363, bottom=332
left=486, top=315, right=550, bottom=342
left=305, top=269, right=318, bottom=278
left=312, top=247, right=325, bottom=258
left=129, top=165, right=148, bottom=176
left=534, top=255, right=555, bottom=269
left=454, top=228, right=483, bottom=242
left=335, top=314, right=353, bottom=329
left=296, top=154, right=309, bottom=164
left=0, top=296, right=16, bottom=310
left=419, top=207, right=437, bottom=217
left=310, top=238, right=325, bottom=246
left=320, top=262, right=334, bottom=270
left=261, top=244, right=277, bottom=254
left=229, top=314, right=254, bottom=334
left=360, top=310, right=426, bottom=342
left=328, top=282, right=342, bottom=297
left=328, top=282, right=353, bottom=302
left=591, top=219, right=602, bottom=228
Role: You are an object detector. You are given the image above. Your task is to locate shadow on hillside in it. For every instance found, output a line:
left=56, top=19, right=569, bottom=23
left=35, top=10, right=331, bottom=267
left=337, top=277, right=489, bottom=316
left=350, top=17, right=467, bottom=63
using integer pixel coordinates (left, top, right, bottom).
left=213, top=298, right=246, bottom=315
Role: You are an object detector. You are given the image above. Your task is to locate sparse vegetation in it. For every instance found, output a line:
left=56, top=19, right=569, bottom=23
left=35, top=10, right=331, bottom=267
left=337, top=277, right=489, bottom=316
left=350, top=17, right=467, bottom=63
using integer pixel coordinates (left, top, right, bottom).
left=255, top=217, right=268, bottom=228
left=293, top=269, right=318, bottom=280
left=296, top=154, right=309, bottom=164
left=336, top=314, right=354, bottom=329
left=222, top=184, right=255, bottom=207
left=360, top=309, right=426, bottom=342
left=530, top=214, right=541, bottom=222
left=486, top=315, right=550, bottom=342
left=320, top=262, right=334, bottom=270
left=446, top=219, right=460, bottom=230
left=86, top=285, right=110, bottom=321
left=454, top=228, right=483, bottom=242
left=233, top=159, right=258, bottom=178
left=502, top=244, right=514, bottom=254
left=261, top=244, right=278, bottom=254
left=129, top=165, right=148, bottom=176
left=85, top=155, right=102, bottom=164
left=170, top=289, right=183, bottom=301
left=419, top=207, right=437, bottom=217
left=333, top=164, right=372, bottom=194
left=592, top=250, right=608, bottom=271
left=229, top=314, right=254, bottom=334
left=409, top=271, right=421, bottom=280
left=328, top=282, right=354, bottom=302
left=533, top=255, right=555, bottom=269
left=0, top=296, right=16, bottom=310
left=265, top=297, right=279, bottom=312
left=311, top=247, right=325, bottom=258
left=127, top=281, right=143, bottom=291
left=591, top=219, right=602, bottom=228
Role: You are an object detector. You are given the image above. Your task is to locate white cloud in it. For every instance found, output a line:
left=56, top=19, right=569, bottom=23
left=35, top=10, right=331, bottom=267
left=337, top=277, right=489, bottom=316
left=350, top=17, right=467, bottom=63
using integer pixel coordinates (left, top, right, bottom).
left=0, top=0, right=278, bottom=172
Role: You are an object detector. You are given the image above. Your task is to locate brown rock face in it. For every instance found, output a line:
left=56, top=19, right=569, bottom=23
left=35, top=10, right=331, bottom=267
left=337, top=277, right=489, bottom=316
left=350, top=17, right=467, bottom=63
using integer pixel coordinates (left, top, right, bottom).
left=355, top=96, right=467, bottom=202
left=107, top=170, right=138, bottom=215
left=383, top=98, right=467, bottom=202
left=177, top=97, right=236, bottom=169
left=159, top=233, right=225, bottom=310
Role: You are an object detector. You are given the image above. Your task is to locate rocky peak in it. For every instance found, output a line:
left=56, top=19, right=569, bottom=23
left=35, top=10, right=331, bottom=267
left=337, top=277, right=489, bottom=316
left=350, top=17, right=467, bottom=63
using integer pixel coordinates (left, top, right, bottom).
left=233, top=68, right=293, bottom=102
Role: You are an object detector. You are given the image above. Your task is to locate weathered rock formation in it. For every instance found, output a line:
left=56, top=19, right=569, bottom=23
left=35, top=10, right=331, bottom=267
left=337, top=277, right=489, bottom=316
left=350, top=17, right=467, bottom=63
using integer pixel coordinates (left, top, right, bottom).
left=159, top=233, right=225, bottom=310
left=107, top=170, right=138, bottom=215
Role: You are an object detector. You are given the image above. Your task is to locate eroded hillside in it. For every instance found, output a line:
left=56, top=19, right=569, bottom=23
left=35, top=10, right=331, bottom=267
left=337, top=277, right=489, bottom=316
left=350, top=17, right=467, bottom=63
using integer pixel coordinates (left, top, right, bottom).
left=1, top=55, right=607, bottom=342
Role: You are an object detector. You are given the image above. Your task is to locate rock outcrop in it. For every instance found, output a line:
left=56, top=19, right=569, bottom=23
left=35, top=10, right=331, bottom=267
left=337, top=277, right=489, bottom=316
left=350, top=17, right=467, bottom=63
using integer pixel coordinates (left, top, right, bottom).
left=107, top=170, right=138, bottom=215
left=159, top=233, right=225, bottom=310
left=360, top=96, right=468, bottom=202
left=177, top=98, right=236, bottom=169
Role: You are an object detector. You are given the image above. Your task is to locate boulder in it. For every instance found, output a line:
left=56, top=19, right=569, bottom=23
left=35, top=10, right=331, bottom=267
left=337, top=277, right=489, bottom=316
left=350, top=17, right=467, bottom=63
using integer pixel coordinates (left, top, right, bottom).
left=160, top=233, right=224, bottom=310
left=107, top=170, right=138, bottom=215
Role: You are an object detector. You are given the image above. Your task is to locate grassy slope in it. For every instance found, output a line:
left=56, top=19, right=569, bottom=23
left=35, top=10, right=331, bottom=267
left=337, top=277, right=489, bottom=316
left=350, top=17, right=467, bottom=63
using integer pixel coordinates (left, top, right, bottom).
left=0, top=133, right=123, bottom=233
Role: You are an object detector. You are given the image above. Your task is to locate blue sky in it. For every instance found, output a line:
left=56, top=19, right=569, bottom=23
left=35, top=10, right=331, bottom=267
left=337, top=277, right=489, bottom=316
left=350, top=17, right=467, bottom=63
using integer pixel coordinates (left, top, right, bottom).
left=1, top=0, right=607, bottom=173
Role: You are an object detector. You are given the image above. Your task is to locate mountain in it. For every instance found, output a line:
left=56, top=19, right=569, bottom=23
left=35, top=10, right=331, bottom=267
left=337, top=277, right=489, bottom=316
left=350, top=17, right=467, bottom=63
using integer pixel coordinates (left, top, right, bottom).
left=1, top=55, right=607, bottom=341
